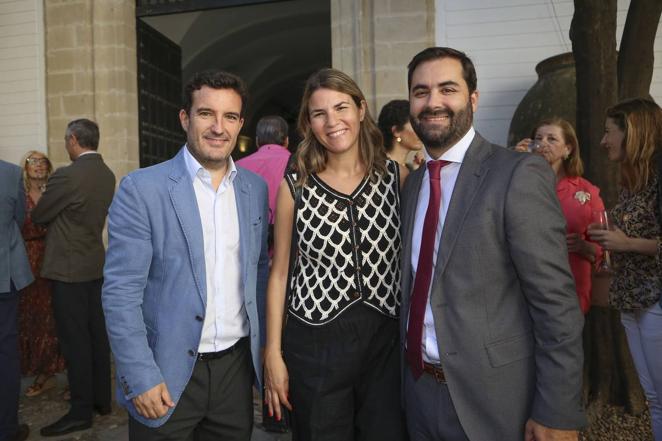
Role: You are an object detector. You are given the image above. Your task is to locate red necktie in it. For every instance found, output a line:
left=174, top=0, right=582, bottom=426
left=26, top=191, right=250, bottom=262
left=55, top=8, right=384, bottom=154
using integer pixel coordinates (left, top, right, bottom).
left=407, top=159, right=450, bottom=379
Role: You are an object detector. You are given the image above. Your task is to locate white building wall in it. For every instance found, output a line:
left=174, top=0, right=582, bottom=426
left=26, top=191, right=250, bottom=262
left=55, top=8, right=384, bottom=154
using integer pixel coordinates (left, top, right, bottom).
left=0, top=0, right=47, bottom=164
left=435, top=0, right=662, bottom=146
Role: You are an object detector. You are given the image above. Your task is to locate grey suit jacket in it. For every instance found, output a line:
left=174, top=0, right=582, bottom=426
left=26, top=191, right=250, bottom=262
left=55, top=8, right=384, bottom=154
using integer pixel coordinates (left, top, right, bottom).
left=32, top=153, right=116, bottom=282
left=0, top=160, right=33, bottom=293
left=400, top=134, right=586, bottom=440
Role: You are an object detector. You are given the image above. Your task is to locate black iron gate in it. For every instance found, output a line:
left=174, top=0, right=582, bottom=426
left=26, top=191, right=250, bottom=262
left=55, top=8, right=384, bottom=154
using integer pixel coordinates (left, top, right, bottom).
left=137, top=19, right=183, bottom=167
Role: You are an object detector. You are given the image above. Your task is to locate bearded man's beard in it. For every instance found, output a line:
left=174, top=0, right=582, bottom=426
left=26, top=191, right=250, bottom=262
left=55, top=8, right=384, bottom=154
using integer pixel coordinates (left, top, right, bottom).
left=410, top=100, right=473, bottom=150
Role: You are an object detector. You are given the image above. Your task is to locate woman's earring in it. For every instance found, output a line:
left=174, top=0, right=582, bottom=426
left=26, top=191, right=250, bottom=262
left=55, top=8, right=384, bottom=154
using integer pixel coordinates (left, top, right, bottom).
left=396, top=137, right=402, bottom=143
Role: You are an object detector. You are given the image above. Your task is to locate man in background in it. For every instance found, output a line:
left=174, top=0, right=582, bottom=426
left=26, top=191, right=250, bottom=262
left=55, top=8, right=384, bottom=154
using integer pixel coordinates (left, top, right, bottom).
left=237, top=115, right=291, bottom=252
left=33, top=119, right=116, bottom=437
left=0, top=160, right=33, bottom=441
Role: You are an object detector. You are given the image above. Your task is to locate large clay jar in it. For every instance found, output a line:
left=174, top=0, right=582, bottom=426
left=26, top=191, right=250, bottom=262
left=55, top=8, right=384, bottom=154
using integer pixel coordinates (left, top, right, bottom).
left=508, top=53, right=576, bottom=147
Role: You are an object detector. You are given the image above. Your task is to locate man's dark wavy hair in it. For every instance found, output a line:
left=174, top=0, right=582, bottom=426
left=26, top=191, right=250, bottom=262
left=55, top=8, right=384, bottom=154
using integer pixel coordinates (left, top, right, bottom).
left=182, top=70, right=248, bottom=117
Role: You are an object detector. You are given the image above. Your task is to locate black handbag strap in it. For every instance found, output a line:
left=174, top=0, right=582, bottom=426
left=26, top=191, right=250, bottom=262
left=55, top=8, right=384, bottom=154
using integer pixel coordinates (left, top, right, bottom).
left=283, top=186, right=302, bottom=319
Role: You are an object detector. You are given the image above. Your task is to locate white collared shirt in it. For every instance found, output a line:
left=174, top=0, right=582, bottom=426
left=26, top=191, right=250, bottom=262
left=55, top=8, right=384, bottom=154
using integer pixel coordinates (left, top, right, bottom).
left=410, top=127, right=476, bottom=363
left=183, top=147, right=248, bottom=353
left=77, top=150, right=99, bottom=158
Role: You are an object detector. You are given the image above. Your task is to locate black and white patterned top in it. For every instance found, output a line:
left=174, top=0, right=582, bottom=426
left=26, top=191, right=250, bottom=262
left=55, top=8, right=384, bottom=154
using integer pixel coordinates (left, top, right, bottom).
left=285, top=160, right=401, bottom=326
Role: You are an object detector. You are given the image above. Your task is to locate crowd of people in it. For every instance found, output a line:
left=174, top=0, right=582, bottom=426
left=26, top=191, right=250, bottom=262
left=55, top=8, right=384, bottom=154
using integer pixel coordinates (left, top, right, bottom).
left=1, top=45, right=661, bottom=441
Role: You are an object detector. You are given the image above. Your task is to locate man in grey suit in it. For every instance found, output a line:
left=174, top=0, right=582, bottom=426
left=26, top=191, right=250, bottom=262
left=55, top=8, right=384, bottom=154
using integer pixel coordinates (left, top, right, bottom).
left=0, top=160, right=33, bottom=441
left=102, top=70, right=268, bottom=440
left=400, top=47, right=586, bottom=441
left=32, top=119, right=116, bottom=437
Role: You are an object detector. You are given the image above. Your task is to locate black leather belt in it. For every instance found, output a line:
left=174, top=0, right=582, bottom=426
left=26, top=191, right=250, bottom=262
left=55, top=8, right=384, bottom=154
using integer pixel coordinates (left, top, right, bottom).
left=423, top=362, right=446, bottom=383
left=197, top=337, right=247, bottom=361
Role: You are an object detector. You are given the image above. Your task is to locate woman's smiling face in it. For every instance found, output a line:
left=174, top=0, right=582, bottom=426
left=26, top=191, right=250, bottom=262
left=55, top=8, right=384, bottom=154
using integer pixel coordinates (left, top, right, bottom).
left=308, top=88, right=365, bottom=156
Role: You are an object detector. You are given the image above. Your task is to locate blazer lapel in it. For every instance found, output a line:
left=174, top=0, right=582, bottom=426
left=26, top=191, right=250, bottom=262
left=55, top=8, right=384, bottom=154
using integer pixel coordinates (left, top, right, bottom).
left=168, top=150, right=207, bottom=306
left=233, top=170, right=251, bottom=287
left=400, top=165, right=426, bottom=338
left=434, top=135, right=493, bottom=280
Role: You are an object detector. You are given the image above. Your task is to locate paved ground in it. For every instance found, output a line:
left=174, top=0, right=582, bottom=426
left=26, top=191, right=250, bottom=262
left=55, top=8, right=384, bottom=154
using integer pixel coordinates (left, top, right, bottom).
left=19, top=374, right=653, bottom=440
left=18, top=373, right=290, bottom=441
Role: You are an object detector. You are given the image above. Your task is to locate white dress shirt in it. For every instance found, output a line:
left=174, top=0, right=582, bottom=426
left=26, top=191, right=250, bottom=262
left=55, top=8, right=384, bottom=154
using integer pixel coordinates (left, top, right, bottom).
left=410, top=127, right=475, bottom=364
left=183, top=147, right=249, bottom=353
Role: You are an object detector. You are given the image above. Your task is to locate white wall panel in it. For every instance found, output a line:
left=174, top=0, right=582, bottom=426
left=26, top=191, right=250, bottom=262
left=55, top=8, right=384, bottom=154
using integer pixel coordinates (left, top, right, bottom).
left=0, top=0, right=47, bottom=164
left=435, top=0, right=662, bottom=146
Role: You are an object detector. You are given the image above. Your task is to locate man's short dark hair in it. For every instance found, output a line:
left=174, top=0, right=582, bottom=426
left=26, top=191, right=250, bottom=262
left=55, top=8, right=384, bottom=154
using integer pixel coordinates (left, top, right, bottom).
left=182, top=70, right=248, bottom=117
left=256, top=115, right=288, bottom=147
left=407, top=47, right=477, bottom=94
left=66, top=119, right=100, bottom=150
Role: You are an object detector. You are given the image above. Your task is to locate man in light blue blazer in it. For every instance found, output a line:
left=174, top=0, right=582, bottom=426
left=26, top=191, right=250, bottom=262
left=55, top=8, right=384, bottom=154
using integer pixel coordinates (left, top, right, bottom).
left=0, top=160, right=33, bottom=441
left=102, top=70, right=269, bottom=441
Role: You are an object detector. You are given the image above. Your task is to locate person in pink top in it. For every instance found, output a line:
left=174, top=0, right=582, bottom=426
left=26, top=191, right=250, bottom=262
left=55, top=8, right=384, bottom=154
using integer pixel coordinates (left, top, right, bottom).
left=516, top=117, right=604, bottom=314
left=237, top=116, right=291, bottom=252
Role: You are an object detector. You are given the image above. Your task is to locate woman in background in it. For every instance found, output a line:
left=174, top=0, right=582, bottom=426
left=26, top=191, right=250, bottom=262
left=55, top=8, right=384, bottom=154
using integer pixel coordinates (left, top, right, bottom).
left=378, top=99, right=423, bottom=173
left=18, top=150, right=65, bottom=397
left=516, top=118, right=604, bottom=313
left=589, top=98, right=662, bottom=440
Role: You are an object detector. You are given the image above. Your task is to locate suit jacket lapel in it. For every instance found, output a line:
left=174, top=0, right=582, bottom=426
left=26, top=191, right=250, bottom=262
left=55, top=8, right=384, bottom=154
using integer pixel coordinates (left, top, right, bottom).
left=434, top=135, right=493, bottom=280
left=400, top=165, right=426, bottom=338
left=168, top=149, right=207, bottom=306
left=233, top=170, right=251, bottom=287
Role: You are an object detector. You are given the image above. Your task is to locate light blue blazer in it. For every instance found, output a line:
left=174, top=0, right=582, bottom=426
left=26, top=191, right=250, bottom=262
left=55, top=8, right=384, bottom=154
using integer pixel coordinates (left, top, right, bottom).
left=0, top=160, right=33, bottom=294
left=102, top=148, right=269, bottom=427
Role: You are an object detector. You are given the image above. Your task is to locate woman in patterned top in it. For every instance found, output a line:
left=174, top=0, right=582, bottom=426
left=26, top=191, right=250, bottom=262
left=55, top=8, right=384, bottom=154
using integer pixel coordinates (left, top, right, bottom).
left=589, top=98, right=662, bottom=441
left=515, top=118, right=605, bottom=313
left=264, top=68, right=407, bottom=441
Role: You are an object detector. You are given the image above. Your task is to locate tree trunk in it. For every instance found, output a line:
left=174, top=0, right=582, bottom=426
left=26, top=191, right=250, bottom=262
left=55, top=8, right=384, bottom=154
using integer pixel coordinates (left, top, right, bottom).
left=571, top=0, right=647, bottom=415
left=617, top=0, right=662, bottom=100
left=571, top=0, right=619, bottom=207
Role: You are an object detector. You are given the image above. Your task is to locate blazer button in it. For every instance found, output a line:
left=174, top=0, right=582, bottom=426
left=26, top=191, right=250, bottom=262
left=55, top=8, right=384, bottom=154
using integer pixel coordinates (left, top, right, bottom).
left=195, top=315, right=204, bottom=322
left=352, top=292, right=360, bottom=300
left=188, top=349, right=195, bottom=357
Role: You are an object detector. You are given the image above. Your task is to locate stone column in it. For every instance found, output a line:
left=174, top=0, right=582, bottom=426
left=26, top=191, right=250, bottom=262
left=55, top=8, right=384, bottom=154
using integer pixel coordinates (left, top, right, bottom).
left=331, top=0, right=435, bottom=116
left=45, top=0, right=138, bottom=178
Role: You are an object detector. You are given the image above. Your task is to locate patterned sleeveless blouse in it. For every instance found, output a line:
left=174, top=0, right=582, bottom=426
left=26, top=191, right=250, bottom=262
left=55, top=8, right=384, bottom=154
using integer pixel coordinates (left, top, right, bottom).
left=285, top=160, right=402, bottom=326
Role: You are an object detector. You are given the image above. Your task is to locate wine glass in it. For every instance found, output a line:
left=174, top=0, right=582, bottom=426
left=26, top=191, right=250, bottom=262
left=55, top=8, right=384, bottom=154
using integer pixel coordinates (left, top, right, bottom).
left=590, top=210, right=612, bottom=273
left=528, top=140, right=543, bottom=153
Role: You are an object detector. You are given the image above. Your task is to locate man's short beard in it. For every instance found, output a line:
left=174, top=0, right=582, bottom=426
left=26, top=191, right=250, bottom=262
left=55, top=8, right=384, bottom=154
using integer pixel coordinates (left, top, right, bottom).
left=410, top=101, right=473, bottom=150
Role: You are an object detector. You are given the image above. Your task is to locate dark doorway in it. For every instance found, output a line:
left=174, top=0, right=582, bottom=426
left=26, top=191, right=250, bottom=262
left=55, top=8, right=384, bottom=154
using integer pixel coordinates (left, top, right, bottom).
left=136, top=0, right=331, bottom=165
left=136, top=20, right=183, bottom=167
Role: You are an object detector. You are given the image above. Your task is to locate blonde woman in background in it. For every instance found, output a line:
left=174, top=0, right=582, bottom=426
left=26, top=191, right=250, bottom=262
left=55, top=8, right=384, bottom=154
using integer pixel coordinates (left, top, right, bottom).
left=515, top=118, right=604, bottom=313
left=18, top=151, right=65, bottom=397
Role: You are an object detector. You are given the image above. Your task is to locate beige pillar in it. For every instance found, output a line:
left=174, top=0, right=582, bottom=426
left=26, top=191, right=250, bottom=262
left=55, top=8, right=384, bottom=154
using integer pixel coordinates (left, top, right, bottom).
left=331, top=0, right=435, bottom=116
left=45, top=0, right=139, bottom=178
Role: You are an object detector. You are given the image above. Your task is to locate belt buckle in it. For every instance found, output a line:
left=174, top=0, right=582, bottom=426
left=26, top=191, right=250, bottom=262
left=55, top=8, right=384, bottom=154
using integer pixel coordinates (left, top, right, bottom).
left=432, top=366, right=445, bottom=384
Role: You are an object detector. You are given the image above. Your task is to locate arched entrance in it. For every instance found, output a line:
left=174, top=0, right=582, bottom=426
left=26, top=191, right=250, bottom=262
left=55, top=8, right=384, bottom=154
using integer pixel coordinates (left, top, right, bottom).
left=136, top=0, right=331, bottom=166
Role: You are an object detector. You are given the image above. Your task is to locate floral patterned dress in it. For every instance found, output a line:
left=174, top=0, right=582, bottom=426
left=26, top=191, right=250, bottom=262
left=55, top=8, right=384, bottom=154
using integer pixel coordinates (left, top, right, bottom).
left=19, top=194, right=66, bottom=376
left=609, top=175, right=662, bottom=311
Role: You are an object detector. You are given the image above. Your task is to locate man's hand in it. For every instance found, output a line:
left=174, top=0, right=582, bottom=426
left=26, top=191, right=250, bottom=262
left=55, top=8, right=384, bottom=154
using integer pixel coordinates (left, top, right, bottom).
left=132, top=382, right=175, bottom=419
left=524, top=419, right=578, bottom=441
